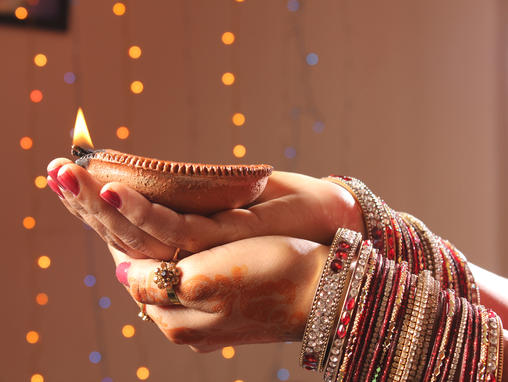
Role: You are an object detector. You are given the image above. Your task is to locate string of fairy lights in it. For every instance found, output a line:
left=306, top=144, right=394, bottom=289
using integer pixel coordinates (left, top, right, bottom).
left=18, top=0, right=327, bottom=380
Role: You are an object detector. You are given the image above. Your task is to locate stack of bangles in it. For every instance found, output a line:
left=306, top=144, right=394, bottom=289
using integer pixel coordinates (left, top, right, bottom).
left=299, top=176, right=503, bottom=381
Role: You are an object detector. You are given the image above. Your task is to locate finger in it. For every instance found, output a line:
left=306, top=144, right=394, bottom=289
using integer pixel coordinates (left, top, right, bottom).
left=47, top=157, right=73, bottom=181
left=100, top=182, right=266, bottom=253
left=146, top=304, right=222, bottom=346
left=108, top=246, right=185, bottom=306
left=56, top=163, right=175, bottom=260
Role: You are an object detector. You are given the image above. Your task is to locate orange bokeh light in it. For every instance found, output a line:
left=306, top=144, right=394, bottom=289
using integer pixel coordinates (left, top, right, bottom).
left=37, top=255, right=51, bottom=269
left=31, top=374, right=44, bottom=382
left=136, top=366, right=150, bottom=380
left=222, top=72, right=235, bottom=86
left=112, top=2, right=126, bottom=16
left=30, top=90, right=43, bottom=103
left=116, top=126, right=130, bottom=140
left=232, top=113, right=245, bottom=126
left=36, top=293, right=48, bottom=305
left=222, top=32, right=235, bottom=45
left=20, top=136, right=33, bottom=150
left=130, top=81, right=144, bottom=94
left=15, top=6, right=28, bottom=20
left=34, top=54, right=47, bottom=67
left=34, top=176, right=47, bottom=189
left=128, top=45, right=142, bottom=59
left=222, top=346, right=235, bottom=359
left=23, top=216, right=36, bottom=230
left=26, top=330, right=40, bottom=344
left=233, top=144, right=246, bottom=158
left=122, top=324, right=135, bottom=338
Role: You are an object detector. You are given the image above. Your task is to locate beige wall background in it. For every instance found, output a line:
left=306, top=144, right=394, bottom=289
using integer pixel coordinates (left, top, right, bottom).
left=1, top=1, right=506, bottom=381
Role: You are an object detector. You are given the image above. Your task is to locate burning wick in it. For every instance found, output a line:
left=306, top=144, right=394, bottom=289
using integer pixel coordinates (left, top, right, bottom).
left=72, top=107, right=94, bottom=158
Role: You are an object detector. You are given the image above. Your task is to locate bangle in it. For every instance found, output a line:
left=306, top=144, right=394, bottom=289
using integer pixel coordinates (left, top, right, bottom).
left=335, top=247, right=378, bottom=382
left=360, top=257, right=396, bottom=381
left=448, top=296, right=469, bottom=381
left=299, top=228, right=362, bottom=371
left=392, top=269, right=432, bottom=381
left=348, top=250, right=390, bottom=381
left=325, top=176, right=389, bottom=252
left=428, top=290, right=457, bottom=382
left=322, top=240, right=373, bottom=381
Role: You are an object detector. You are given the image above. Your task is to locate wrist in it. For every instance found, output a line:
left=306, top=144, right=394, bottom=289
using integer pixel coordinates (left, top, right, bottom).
left=325, top=180, right=367, bottom=238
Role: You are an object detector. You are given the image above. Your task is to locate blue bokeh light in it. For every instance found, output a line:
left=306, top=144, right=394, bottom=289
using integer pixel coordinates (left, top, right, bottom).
left=290, top=107, right=301, bottom=120
left=306, top=53, right=319, bottom=66
left=284, top=147, right=297, bottom=159
left=313, top=121, right=325, bottom=133
left=99, top=296, right=111, bottom=309
left=102, top=378, right=113, bottom=382
left=89, top=351, right=101, bottom=364
left=277, top=368, right=290, bottom=381
left=287, top=0, right=299, bottom=12
left=84, top=275, right=96, bottom=287
left=64, top=72, right=76, bottom=84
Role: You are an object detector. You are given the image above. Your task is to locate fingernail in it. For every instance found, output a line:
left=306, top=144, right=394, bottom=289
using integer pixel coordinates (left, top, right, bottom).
left=48, top=165, right=62, bottom=181
left=47, top=177, right=64, bottom=198
left=57, top=170, right=80, bottom=196
left=100, top=189, right=122, bottom=209
left=116, top=262, right=130, bottom=286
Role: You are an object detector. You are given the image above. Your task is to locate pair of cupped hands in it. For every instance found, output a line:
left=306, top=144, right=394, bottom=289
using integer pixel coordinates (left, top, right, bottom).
left=47, top=157, right=365, bottom=353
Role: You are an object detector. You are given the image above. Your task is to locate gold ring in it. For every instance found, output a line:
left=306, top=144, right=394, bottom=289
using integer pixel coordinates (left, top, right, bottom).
left=138, top=303, right=152, bottom=322
left=154, top=261, right=182, bottom=305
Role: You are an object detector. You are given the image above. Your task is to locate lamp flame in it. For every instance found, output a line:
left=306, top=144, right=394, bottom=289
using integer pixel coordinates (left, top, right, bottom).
left=73, top=107, right=94, bottom=149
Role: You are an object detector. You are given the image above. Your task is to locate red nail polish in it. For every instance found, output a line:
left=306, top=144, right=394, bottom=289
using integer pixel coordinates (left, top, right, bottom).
left=57, top=170, right=80, bottom=196
left=116, top=262, right=130, bottom=286
left=47, top=177, right=64, bottom=198
left=100, top=189, right=122, bottom=209
left=48, top=165, right=62, bottom=181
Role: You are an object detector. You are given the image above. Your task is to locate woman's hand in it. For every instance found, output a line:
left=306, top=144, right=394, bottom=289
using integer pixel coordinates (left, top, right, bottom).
left=47, top=157, right=364, bottom=259
left=109, top=235, right=328, bottom=352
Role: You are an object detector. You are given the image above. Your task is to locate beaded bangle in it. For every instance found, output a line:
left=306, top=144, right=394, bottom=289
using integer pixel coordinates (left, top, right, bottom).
left=322, top=240, right=373, bottom=382
left=389, top=273, right=417, bottom=381
left=468, top=304, right=482, bottom=382
left=448, top=296, right=469, bottom=381
left=478, top=306, right=490, bottom=381
left=348, top=252, right=389, bottom=381
left=300, top=228, right=362, bottom=371
left=360, top=258, right=396, bottom=381
left=486, top=309, right=501, bottom=382
left=367, top=261, right=410, bottom=382
left=325, top=175, right=480, bottom=305
left=412, top=273, right=440, bottom=381
left=440, top=295, right=462, bottom=380
left=392, top=270, right=432, bottom=381
left=400, top=213, right=443, bottom=285
left=429, top=289, right=457, bottom=382
left=459, top=301, right=474, bottom=382
left=325, top=176, right=389, bottom=252
left=422, top=290, right=448, bottom=382
left=335, top=248, right=378, bottom=382
left=379, top=264, right=413, bottom=382
left=494, top=313, right=504, bottom=382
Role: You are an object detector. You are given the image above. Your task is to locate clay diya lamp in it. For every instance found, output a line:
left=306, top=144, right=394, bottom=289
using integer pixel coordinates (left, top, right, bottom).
left=72, top=145, right=273, bottom=215
left=71, top=109, right=273, bottom=215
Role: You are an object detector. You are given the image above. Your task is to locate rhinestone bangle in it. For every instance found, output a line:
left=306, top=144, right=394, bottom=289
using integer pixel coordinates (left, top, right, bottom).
left=299, top=228, right=362, bottom=371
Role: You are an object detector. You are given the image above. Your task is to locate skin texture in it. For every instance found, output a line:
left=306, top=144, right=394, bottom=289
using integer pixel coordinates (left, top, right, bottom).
left=108, top=236, right=327, bottom=352
left=47, top=156, right=508, bottom=370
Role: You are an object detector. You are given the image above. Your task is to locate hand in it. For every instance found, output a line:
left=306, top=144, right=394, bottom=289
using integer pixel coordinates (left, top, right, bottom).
left=47, top=157, right=365, bottom=259
left=109, top=235, right=328, bottom=352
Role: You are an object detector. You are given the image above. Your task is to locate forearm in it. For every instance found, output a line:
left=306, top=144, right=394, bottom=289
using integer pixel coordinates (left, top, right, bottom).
left=469, top=263, right=508, bottom=326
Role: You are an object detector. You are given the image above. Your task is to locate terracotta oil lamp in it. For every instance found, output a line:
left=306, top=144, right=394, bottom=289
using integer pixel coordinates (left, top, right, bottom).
left=71, top=108, right=273, bottom=215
